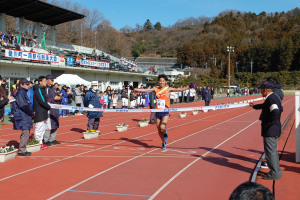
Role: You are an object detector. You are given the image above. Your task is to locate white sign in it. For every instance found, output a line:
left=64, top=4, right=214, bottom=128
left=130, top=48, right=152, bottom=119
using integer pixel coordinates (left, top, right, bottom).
left=80, top=59, right=109, bottom=68
left=5, top=49, right=59, bottom=63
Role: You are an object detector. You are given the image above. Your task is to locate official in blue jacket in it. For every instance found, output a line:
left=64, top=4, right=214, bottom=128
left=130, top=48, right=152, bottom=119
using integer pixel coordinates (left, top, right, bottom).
left=83, top=81, right=103, bottom=133
left=204, top=85, right=212, bottom=106
left=250, top=81, right=283, bottom=180
left=13, top=78, right=34, bottom=156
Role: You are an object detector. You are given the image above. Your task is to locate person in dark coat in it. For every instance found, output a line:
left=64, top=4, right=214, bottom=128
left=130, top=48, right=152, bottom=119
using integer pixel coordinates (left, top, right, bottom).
left=0, top=76, right=13, bottom=124
left=83, top=81, right=103, bottom=133
left=43, top=75, right=62, bottom=146
left=33, top=76, right=51, bottom=150
left=250, top=81, right=283, bottom=180
left=13, top=78, right=33, bottom=156
left=203, top=85, right=212, bottom=106
left=148, top=85, right=156, bottom=124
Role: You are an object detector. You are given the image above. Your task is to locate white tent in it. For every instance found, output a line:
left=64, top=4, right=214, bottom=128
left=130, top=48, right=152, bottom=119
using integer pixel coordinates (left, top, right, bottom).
left=54, top=74, right=91, bottom=86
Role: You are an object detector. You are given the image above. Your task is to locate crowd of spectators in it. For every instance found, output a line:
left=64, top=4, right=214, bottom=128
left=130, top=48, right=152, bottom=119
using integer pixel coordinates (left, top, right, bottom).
left=0, top=31, right=38, bottom=48
left=0, top=31, right=142, bottom=73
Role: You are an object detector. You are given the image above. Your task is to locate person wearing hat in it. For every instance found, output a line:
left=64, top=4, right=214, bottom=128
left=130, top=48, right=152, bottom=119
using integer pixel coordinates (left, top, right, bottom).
left=203, top=85, right=212, bottom=106
left=83, top=81, right=103, bottom=133
left=249, top=80, right=283, bottom=180
left=43, top=75, right=62, bottom=146
left=12, top=78, right=34, bottom=156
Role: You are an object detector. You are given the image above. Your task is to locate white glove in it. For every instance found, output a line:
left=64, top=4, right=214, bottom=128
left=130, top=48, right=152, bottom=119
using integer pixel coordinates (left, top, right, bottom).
left=88, top=104, right=94, bottom=108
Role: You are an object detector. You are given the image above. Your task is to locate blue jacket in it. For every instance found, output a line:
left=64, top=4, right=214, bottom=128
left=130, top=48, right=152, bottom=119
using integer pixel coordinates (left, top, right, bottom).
left=204, top=89, right=212, bottom=102
left=61, top=89, right=68, bottom=104
left=83, top=88, right=103, bottom=119
left=253, top=93, right=283, bottom=137
left=27, top=87, right=34, bottom=110
left=13, top=87, right=34, bottom=130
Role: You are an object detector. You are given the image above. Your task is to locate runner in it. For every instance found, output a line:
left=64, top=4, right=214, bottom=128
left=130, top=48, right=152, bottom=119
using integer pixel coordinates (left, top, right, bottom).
left=134, top=74, right=194, bottom=149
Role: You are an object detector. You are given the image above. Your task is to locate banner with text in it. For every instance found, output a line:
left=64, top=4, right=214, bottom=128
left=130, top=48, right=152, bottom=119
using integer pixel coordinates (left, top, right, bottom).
left=80, top=59, right=109, bottom=68
left=5, top=49, right=59, bottom=63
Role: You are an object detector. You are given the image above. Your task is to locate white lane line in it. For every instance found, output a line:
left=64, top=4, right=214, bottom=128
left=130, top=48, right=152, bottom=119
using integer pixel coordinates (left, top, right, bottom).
left=47, top=109, right=255, bottom=200
left=148, top=120, right=258, bottom=200
left=1, top=97, right=293, bottom=183
left=0, top=108, right=238, bottom=183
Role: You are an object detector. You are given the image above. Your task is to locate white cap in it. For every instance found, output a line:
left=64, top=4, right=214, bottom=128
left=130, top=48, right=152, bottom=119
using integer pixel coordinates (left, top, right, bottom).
left=91, top=81, right=98, bottom=86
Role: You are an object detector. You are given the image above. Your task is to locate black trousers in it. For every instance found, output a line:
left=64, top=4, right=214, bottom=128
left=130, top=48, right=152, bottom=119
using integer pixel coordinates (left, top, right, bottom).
left=205, top=101, right=210, bottom=106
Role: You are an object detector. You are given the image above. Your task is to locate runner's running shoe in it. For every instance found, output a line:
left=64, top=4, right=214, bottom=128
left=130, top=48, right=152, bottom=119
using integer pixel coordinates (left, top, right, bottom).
left=161, top=141, right=167, bottom=149
left=163, top=131, right=168, bottom=141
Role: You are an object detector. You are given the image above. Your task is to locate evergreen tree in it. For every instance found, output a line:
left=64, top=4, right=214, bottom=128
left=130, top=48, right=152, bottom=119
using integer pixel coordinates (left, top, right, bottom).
left=154, top=22, right=162, bottom=30
left=143, top=19, right=153, bottom=31
left=210, top=65, right=219, bottom=78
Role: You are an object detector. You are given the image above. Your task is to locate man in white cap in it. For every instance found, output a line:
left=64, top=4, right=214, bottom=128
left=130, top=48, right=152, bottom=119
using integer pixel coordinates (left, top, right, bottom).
left=83, top=81, right=103, bottom=133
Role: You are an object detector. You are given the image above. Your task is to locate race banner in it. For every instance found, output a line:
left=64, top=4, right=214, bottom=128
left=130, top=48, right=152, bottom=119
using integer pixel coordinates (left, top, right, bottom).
left=80, top=59, right=109, bottom=68
left=5, top=49, right=59, bottom=63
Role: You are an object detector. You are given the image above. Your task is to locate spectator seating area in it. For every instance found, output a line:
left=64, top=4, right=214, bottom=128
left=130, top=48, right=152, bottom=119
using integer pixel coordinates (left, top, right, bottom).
left=0, top=31, right=142, bottom=73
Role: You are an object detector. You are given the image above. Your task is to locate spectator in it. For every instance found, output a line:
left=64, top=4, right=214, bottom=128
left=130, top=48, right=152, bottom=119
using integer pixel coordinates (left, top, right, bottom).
left=13, top=78, right=34, bottom=156
left=27, top=81, right=34, bottom=111
left=60, top=85, right=68, bottom=117
left=121, top=90, right=128, bottom=109
left=0, top=76, right=13, bottom=124
left=74, top=84, right=83, bottom=115
left=105, top=86, right=113, bottom=109
left=44, top=75, right=62, bottom=146
left=229, top=181, right=274, bottom=200
left=103, top=91, right=108, bottom=109
left=33, top=76, right=51, bottom=150
left=112, top=93, right=118, bottom=109
left=148, top=85, right=156, bottom=124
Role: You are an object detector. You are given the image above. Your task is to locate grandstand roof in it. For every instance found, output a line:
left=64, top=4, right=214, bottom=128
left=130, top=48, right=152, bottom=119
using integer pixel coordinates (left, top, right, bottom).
left=0, top=0, right=85, bottom=26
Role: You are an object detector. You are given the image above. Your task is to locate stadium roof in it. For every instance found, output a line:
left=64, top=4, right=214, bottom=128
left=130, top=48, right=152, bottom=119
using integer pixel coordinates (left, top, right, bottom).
left=0, top=0, right=85, bottom=26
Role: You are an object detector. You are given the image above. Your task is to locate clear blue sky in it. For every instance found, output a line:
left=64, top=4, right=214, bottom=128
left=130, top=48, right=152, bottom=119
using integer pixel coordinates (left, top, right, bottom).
left=72, top=0, right=299, bottom=30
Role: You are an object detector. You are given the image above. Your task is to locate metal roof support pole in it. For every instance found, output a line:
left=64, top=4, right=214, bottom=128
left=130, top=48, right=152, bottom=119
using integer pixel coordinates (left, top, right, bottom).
left=0, top=13, right=5, bottom=32
left=18, top=17, right=25, bottom=34
left=36, top=22, right=42, bottom=44
left=50, top=25, right=56, bottom=43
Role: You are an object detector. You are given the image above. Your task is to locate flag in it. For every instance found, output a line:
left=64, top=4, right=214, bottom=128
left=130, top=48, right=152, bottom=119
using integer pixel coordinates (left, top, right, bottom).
left=42, top=33, right=46, bottom=50
left=17, top=32, right=21, bottom=44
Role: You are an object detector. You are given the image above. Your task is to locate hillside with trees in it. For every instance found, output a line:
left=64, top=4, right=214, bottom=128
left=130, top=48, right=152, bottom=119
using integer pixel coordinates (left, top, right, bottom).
left=4, top=0, right=299, bottom=87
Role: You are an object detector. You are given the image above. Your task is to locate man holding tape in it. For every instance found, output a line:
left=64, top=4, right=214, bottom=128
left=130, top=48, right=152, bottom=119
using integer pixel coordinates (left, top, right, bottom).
left=250, top=80, right=283, bottom=180
left=83, top=81, right=103, bottom=133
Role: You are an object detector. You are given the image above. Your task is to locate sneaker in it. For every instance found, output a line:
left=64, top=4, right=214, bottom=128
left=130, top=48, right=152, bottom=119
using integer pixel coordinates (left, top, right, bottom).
left=261, top=161, right=268, bottom=169
left=18, top=152, right=31, bottom=156
left=51, top=140, right=61, bottom=145
left=86, top=130, right=91, bottom=133
left=44, top=141, right=52, bottom=146
left=163, top=131, right=168, bottom=141
left=41, top=144, right=48, bottom=150
left=161, top=141, right=167, bottom=149
left=263, top=174, right=281, bottom=180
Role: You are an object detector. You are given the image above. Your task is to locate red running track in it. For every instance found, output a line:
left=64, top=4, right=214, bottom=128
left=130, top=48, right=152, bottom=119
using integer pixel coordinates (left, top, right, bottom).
left=0, top=95, right=295, bottom=200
